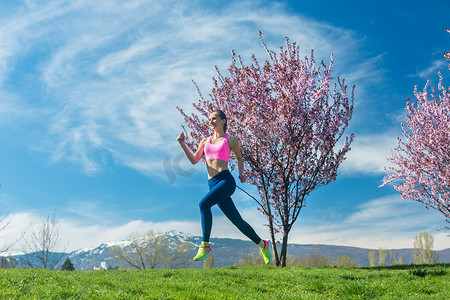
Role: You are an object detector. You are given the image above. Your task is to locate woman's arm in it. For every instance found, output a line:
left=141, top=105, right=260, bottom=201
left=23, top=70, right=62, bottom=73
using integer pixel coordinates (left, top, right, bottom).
left=177, top=132, right=206, bottom=165
left=228, top=136, right=246, bottom=183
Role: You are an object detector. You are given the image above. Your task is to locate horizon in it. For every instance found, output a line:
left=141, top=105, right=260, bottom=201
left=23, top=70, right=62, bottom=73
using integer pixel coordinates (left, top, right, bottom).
left=0, top=0, right=449, bottom=254
left=5, top=230, right=449, bottom=257
left=73, top=230, right=450, bottom=253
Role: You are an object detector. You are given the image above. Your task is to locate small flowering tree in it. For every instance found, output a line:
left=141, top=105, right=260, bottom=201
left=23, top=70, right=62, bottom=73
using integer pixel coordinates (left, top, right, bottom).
left=381, top=30, right=450, bottom=229
left=178, top=32, right=354, bottom=267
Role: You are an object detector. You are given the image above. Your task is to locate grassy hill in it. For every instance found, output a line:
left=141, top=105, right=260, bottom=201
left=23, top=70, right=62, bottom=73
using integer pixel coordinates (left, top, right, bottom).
left=1, top=264, right=448, bottom=299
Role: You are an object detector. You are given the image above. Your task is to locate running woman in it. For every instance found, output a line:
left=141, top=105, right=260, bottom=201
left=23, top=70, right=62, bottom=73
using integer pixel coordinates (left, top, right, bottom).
left=177, top=109, right=271, bottom=264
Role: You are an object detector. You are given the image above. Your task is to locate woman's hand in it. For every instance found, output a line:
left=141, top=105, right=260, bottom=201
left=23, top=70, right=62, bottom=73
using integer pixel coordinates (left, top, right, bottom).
left=177, top=132, right=185, bottom=143
left=238, top=174, right=246, bottom=183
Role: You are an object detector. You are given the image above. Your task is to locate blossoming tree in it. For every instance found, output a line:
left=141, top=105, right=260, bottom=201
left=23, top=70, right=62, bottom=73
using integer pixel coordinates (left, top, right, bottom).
left=178, top=32, right=354, bottom=267
left=381, top=30, right=450, bottom=229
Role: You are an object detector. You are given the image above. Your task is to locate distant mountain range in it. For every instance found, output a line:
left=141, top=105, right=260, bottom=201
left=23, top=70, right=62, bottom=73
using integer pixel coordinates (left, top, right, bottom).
left=12, top=231, right=450, bottom=270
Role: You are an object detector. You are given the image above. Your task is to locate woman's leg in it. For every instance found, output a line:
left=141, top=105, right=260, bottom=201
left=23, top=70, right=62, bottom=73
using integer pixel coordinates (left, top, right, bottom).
left=219, top=198, right=271, bottom=264
left=217, top=197, right=262, bottom=245
left=199, top=179, right=235, bottom=242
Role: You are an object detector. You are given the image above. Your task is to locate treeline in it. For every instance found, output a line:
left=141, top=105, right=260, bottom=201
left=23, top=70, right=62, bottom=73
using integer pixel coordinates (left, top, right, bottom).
left=235, top=253, right=357, bottom=268
left=369, top=232, right=439, bottom=267
left=236, top=232, right=441, bottom=268
left=368, top=249, right=404, bottom=267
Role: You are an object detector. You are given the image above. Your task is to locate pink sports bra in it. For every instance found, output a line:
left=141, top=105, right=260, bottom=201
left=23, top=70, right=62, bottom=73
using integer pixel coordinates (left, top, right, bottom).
left=204, top=135, right=231, bottom=162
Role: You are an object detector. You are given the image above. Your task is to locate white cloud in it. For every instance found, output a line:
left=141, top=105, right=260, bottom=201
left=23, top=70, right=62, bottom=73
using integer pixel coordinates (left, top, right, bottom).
left=0, top=211, right=200, bottom=254
left=0, top=0, right=383, bottom=177
left=409, top=59, right=448, bottom=79
left=288, top=194, right=449, bottom=250
left=340, top=133, right=399, bottom=175
left=57, top=219, right=201, bottom=251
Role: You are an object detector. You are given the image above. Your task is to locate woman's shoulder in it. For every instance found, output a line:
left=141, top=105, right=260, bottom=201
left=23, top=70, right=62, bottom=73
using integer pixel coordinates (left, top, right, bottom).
left=199, top=136, right=210, bottom=145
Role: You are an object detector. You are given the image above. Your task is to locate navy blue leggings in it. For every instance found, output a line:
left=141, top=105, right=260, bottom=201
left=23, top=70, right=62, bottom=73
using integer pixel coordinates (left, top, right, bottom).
left=199, top=170, right=262, bottom=244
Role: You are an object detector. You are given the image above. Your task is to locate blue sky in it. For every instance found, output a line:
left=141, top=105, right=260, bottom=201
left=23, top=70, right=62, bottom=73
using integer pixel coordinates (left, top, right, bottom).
left=0, top=0, right=449, bottom=253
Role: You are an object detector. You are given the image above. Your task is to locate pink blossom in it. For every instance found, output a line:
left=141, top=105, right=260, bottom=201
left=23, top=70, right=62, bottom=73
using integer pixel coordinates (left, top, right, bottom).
left=381, top=71, right=450, bottom=229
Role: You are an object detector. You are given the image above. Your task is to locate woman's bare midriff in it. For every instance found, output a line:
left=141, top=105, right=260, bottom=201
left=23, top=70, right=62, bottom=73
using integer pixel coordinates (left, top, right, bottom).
left=206, top=159, right=229, bottom=179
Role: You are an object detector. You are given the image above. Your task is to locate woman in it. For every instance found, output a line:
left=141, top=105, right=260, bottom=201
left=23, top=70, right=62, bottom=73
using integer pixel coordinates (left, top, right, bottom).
left=177, top=109, right=271, bottom=264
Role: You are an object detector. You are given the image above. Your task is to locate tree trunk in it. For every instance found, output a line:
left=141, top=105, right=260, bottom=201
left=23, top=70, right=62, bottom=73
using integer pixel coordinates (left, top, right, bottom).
left=280, top=229, right=290, bottom=267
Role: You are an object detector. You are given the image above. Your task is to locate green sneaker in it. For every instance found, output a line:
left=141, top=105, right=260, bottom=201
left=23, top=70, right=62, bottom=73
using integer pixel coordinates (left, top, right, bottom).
left=260, top=240, right=271, bottom=265
left=193, top=245, right=213, bottom=261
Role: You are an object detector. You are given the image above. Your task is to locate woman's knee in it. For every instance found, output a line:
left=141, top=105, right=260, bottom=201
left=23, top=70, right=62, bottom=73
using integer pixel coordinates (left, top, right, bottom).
left=199, top=198, right=212, bottom=211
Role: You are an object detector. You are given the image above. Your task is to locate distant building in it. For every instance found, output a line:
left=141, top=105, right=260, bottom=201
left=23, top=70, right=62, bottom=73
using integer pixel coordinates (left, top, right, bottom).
left=94, top=261, right=108, bottom=270
left=0, top=256, right=18, bottom=269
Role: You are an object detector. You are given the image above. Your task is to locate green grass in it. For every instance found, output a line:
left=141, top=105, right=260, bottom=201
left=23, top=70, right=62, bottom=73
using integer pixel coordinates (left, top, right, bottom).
left=0, top=264, right=449, bottom=299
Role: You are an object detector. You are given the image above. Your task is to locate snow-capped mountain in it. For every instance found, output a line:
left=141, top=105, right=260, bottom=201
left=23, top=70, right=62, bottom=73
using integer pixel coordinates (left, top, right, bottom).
left=67, top=231, right=202, bottom=270
left=12, top=231, right=450, bottom=270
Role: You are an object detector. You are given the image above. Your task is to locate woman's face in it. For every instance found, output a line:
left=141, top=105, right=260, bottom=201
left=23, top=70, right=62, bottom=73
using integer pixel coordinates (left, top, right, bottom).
left=208, top=112, right=225, bottom=131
